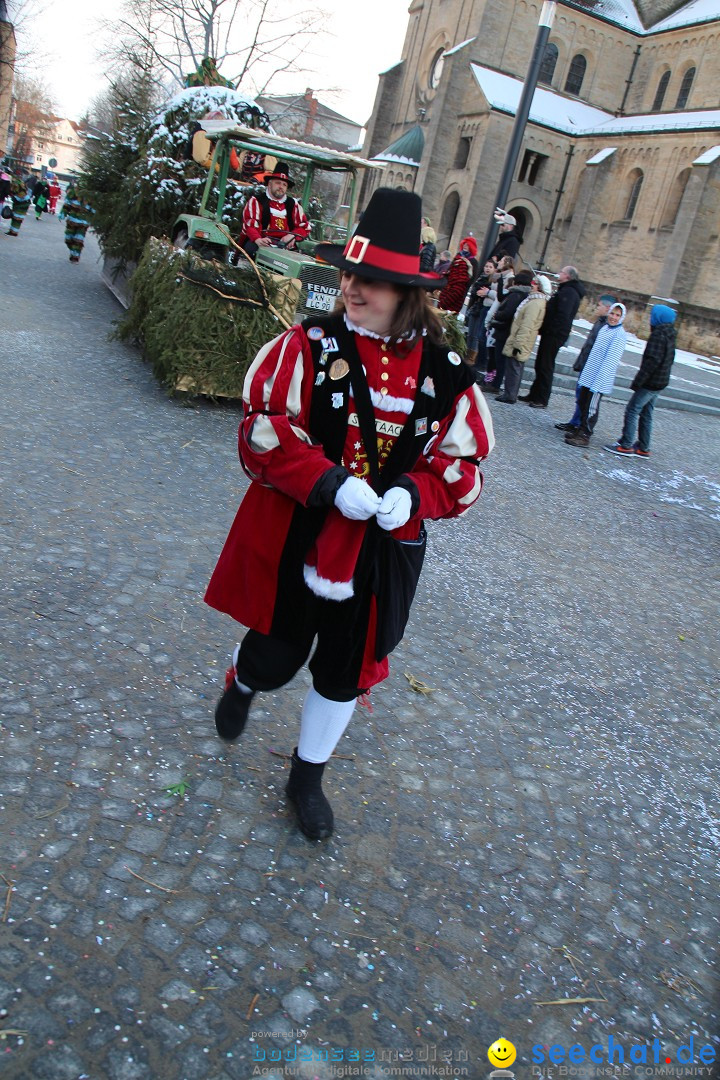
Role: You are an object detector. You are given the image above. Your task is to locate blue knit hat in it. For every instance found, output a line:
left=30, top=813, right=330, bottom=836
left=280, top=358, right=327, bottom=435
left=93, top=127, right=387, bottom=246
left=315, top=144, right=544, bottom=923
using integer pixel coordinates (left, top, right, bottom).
left=650, top=304, right=676, bottom=326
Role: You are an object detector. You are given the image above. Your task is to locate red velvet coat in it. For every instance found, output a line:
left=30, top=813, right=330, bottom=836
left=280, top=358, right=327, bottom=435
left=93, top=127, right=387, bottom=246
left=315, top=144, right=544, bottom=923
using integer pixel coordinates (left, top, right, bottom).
left=205, top=316, right=495, bottom=689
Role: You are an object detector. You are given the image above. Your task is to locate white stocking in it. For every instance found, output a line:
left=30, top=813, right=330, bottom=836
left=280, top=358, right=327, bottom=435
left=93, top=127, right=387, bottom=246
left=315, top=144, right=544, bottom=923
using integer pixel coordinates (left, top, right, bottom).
left=297, top=688, right=357, bottom=763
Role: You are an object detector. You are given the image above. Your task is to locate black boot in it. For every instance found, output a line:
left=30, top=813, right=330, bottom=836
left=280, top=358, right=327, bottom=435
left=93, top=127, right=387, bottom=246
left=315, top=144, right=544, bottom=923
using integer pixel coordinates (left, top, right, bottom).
left=214, top=678, right=255, bottom=741
left=285, top=749, right=334, bottom=840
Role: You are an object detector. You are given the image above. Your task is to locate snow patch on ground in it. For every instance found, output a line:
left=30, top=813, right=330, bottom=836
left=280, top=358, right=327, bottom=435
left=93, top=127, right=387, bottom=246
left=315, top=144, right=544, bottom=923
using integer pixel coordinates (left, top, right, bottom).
left=599, top=465, right=720, bottom=522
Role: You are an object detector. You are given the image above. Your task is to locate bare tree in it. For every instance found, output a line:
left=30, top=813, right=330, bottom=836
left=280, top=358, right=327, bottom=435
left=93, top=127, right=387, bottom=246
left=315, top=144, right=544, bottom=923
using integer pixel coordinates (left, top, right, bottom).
left=102, top=0, right=327, bottom=98
left=8, top=72, right=56, bottom=165
left=89, top=24, right=167, bottom=136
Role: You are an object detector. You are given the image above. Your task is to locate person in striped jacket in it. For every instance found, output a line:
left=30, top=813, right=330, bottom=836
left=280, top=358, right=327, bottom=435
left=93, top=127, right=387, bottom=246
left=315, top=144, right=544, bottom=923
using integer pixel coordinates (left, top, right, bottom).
left=205, top=188, right=494, bottom=841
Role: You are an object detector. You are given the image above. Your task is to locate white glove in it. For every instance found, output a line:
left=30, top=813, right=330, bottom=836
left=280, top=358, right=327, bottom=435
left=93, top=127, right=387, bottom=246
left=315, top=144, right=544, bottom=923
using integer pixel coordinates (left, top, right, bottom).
left=334, top=477, right=381, bottom=521
left=377, top=487, right=412, bottom=531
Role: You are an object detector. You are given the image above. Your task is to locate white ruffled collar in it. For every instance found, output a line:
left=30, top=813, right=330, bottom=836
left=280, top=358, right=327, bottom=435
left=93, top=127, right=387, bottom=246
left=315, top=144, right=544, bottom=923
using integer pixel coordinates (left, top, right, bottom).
left=343, top=313, right=423, bottom=342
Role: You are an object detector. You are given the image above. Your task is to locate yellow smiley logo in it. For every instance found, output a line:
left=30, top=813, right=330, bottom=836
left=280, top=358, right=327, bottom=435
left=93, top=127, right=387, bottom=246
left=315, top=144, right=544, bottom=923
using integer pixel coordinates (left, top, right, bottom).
left=488, top=1038, right=517, bottom=1068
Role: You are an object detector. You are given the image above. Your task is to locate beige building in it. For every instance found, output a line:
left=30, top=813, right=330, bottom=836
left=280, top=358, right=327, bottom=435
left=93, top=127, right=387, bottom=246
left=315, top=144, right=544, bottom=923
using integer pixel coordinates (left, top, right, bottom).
left=362, top=0, right=720, bottom=347
left=29, top=115, right=86, bottom=178
left=7, top=101, right=86, bottom=180
left=0, top=0, right=16, bottom=152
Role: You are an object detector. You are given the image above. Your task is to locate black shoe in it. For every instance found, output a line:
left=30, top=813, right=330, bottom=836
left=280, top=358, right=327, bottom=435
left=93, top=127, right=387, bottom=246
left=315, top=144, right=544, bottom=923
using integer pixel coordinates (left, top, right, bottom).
left=528, top=401, right=547, bottom=409
left=285, top=749, right=334, bottom=840
left=214, top=678, right=255, bottom=741
left=555, top=422, right=578, bottom=432
left=495, top=395, right=515, bottom=403
left=565, top=432, right=590, bottom=447
left=518, top=394, right=533, bottom=402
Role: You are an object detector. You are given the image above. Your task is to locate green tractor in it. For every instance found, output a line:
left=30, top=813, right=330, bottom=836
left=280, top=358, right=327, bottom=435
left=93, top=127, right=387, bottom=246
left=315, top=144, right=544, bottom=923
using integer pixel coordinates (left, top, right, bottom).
left=171, top=120, right=384, bottom=321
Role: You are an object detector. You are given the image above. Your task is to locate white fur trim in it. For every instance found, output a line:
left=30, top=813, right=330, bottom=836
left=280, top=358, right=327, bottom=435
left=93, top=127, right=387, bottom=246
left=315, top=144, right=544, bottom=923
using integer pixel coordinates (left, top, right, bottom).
left=368, top=386, right=415, bottom=415
left=303, top=563, right=355, bottom=600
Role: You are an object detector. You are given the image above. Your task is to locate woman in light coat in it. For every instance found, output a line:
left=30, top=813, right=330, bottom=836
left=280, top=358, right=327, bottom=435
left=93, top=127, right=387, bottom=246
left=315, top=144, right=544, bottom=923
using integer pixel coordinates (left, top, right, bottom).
left=565, top=303, right=627, bottom=447
left=496, top=275, right=551, bottom=403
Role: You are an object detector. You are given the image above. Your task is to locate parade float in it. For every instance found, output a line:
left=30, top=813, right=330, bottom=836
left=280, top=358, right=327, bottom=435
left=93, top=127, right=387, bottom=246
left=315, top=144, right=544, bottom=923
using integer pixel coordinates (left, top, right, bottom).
left=81, top=60, right=385, bottom=398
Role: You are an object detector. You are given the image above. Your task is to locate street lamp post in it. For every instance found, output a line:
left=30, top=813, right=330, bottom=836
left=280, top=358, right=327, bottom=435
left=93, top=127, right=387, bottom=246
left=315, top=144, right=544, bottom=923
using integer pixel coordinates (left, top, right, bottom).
left=478, top=0, right=557, bottom=266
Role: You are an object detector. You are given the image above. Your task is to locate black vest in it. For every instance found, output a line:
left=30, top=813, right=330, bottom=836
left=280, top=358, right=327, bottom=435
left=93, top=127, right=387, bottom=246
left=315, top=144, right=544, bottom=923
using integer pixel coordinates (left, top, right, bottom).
left=257, top=191, right=296, bottom=232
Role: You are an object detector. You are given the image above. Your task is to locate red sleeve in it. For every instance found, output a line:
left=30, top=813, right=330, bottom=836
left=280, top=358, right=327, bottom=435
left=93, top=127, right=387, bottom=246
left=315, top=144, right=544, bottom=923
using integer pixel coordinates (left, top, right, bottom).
left=407, top=383, right=495, bottom=519
left=239, top=326, right=342, bottom=504
left=242, top=195, right=263, bottom=242
left=291, top=200, right=310, bottom=240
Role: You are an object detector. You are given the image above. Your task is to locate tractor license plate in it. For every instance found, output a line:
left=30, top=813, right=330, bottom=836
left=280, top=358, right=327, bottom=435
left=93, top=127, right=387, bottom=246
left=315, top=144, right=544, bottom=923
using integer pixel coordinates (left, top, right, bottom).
left=306, top=289, right=336, bottom=312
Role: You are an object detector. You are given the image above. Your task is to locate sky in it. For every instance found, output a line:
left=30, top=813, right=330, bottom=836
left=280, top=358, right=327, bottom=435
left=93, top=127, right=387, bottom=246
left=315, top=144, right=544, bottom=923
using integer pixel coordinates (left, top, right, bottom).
left=21, top=0, right=411, bottom=127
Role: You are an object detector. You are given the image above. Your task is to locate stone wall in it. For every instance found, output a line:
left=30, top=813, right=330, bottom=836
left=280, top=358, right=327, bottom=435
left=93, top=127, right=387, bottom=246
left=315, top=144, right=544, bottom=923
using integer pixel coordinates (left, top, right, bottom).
left=578, top=282, right=720, bottom=355
left=543, top=133, right=718, bottom=307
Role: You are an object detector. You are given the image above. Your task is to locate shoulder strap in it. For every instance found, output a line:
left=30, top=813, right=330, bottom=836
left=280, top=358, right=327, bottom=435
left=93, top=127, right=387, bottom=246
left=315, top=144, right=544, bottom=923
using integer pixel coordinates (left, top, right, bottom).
left=256, top=192, right=270, bottom=231
left=330, top=320, right=380, bottom=487
left=300, top=313, right=379, bottom=487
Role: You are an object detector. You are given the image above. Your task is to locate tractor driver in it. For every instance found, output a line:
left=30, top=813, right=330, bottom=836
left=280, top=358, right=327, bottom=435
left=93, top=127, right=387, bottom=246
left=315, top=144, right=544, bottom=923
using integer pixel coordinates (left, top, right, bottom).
left=239, top=160, right=310, bottom=259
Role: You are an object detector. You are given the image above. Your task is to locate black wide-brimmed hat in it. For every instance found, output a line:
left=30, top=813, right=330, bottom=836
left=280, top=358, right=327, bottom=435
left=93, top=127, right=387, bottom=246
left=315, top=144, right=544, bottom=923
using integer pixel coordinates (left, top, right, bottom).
left=315, top=188, right=445, bottom=288
left=262, top=160, right=295, bottom=188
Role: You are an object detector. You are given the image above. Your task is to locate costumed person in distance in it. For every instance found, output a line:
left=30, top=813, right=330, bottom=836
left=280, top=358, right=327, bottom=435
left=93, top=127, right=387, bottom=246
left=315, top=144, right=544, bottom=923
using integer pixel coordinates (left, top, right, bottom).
left=6, top=172, right=31, bottom=236
left=32, top=176, right=50, bottom=220
left=205, top=188, right=495, bottom=841
left=59, top=182, right=93, bottom=262
left=238, top=160, right=310, bottom=259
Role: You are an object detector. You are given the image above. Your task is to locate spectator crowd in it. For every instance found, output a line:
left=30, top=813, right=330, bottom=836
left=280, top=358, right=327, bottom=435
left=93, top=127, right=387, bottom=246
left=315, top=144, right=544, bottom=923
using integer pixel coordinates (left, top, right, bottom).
left=421, top=206, right=677, bottom=458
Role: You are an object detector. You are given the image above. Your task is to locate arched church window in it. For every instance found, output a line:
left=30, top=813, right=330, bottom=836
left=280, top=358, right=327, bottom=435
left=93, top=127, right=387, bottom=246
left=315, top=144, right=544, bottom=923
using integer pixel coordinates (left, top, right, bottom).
left=438, top=191, right=460, bottom=247
left=429, top=49, right=445, bottom=90
left=509, top=206, right=528, bottom=240
left=623, top=170, right=643, bottom=221
left=538, top=43, right=559, bottom=86
left=661, top=168, right=690, bottom=227
left=652, top=70, right=671, bottom=111
left=675, top=67, right=695, bottom=109
left=565, top=54, right=587, bottom=96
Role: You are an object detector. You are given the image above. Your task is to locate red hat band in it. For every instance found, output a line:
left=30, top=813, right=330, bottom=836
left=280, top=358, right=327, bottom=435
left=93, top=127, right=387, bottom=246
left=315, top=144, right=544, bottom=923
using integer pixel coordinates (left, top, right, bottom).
left=343, top=234, right=420, bottom=276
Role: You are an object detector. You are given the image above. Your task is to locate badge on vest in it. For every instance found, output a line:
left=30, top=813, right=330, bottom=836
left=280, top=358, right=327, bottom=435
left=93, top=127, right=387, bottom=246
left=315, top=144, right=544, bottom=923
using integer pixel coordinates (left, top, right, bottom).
left=322, top=336, right=338, bottom=352
left=307, top=326, right=325, bottom=341
left=415, top=417, right=428, bottom=436
left=448, top=351, right=462, bottom=366
left=329, top=359, right=350, bottom=380
left=331, top=392, right=344, bottom=409
left=421, top=376, right=436, bottom=398
left=315, top=371, right=326, bottom=386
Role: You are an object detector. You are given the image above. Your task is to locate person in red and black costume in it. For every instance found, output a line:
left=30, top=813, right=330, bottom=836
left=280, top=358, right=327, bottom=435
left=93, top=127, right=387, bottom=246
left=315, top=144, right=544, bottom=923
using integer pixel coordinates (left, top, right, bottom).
left=239, top=160, right=310, bottom=259
left=205, top=188, right=495, bottom=841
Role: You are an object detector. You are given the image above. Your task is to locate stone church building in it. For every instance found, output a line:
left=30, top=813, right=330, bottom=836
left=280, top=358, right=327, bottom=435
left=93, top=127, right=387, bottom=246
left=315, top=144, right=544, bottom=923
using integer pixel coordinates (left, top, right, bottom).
left=362, top=0, right=720, bottom=346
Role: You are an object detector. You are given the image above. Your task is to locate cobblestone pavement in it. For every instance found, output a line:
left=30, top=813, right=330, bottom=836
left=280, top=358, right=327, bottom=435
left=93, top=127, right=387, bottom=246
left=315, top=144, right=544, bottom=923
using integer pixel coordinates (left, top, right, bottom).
left=1, top=219, right=719, bottom=1080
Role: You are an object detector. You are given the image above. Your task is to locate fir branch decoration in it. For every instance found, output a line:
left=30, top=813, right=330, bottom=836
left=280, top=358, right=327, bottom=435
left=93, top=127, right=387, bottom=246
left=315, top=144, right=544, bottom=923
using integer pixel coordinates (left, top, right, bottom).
left=114, top=239, right=287, bottom=399
left=438, top=311, right=467, bottom=355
